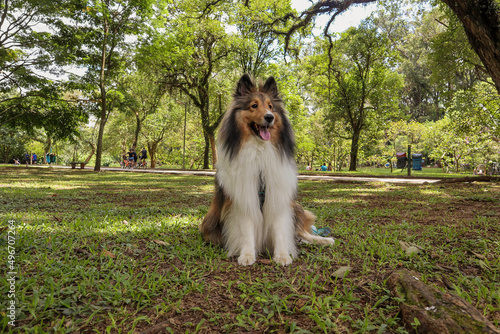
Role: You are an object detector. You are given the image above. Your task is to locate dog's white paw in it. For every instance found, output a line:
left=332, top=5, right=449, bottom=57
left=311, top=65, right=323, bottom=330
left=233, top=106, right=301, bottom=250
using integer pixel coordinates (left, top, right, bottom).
left=273, top=253, right=293, bottom=266
left=238, top=253, right=256, bottom=266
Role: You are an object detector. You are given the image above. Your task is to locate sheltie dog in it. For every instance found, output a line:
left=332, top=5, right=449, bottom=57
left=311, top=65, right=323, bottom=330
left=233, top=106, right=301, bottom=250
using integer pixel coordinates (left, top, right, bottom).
left=200, top=74, right=334, bottom=266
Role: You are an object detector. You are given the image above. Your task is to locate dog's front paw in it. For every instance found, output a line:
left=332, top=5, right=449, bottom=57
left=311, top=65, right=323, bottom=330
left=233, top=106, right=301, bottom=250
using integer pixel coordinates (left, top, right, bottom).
left=238, top=253, right=256, bottom=266
left=273, top=253, right=292, bottom=266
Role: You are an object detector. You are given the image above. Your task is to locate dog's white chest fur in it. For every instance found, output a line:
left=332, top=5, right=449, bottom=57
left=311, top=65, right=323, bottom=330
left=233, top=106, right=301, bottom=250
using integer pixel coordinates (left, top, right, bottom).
left=216, top=138, right=298, bottom=265
left=217, top=138, right=297, bottom=214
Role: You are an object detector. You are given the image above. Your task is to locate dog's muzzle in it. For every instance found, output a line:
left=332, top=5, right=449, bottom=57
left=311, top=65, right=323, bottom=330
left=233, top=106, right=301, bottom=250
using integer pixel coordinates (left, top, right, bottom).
left=251, top=111, right=274, bottom=141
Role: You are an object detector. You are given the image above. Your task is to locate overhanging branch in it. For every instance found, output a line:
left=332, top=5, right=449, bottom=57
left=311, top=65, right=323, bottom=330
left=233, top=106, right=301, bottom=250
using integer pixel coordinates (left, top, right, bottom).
left=267, top=0, right=377, bottom=55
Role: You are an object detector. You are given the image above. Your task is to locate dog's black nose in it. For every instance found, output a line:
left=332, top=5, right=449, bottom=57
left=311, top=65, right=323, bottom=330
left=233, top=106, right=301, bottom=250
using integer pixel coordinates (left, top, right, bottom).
left=264, top=114, right=274, bottom=123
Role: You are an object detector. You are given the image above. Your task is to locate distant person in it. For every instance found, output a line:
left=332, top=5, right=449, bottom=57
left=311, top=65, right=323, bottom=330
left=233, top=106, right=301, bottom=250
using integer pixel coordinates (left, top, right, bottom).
left=306, top=164, right=312, bottom=171
left=140, top=147, right=147, bottom=166
left=132, top=149, right=138, bottom=167
left=14, top=158, right=20, bottom=165
left=25, top=153, right=30, bottom=166
left=128, top=148, right=137, bottom=168
left=127, top=149, right=133, bottom=167
left=32, top=153, right=37, bottom=165
left=320, top=163, right=327, bottom=171
left=48, top=153, right=56, bottom=165
left=327, top=162, right=332, bottom=171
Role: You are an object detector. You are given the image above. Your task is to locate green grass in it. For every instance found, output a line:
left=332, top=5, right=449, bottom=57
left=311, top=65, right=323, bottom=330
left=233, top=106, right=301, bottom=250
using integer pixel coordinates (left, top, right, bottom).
left=298, top=166, right=476, bottom=178
left=0, top=166, right=499, bottom=333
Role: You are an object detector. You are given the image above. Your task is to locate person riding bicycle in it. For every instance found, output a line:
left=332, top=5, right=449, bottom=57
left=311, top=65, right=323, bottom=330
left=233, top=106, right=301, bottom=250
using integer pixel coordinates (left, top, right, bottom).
left=140, top=147, right=147, bottom=167
left=127, top=148, right=137, bottom=168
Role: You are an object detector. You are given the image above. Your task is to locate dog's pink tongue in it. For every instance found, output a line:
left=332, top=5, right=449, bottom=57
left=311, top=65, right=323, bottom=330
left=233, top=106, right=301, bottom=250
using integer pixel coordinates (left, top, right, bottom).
left=260, top=127, right=271, bottom=141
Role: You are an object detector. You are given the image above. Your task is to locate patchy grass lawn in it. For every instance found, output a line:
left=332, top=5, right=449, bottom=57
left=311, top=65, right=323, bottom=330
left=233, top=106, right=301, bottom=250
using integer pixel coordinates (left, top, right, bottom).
left=0, top=166, right=499, bottom=333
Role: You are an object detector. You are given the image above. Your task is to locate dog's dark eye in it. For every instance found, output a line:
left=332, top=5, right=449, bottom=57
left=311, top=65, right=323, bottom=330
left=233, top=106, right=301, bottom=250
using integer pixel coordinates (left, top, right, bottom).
left=251, top=103, right=258, bottom=109
left=268, top=104, right=272, bottom=109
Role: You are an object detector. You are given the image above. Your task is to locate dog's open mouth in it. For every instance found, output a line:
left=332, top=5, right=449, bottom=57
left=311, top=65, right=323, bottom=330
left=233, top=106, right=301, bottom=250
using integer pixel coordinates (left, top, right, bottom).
left=251, top=122, right=271, bottom=141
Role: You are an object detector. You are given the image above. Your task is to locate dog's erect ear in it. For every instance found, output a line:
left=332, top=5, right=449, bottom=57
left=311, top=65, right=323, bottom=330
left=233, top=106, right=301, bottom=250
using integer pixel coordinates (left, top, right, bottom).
left=262, top=76, right=279, bottom=98
left=235, top=74, right=255, bottom=96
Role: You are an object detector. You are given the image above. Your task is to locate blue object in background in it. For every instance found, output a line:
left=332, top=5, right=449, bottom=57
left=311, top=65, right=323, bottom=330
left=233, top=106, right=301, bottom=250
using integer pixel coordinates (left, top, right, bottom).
left=312, top=226, right=331, bottom=237
left=412, top=153, right=422, bottom=170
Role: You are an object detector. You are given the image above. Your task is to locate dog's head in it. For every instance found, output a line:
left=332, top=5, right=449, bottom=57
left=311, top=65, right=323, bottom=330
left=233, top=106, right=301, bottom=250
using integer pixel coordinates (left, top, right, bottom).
left=219, top=74, right=295, bottom=159
left=233, top=74, right=280, bottom=142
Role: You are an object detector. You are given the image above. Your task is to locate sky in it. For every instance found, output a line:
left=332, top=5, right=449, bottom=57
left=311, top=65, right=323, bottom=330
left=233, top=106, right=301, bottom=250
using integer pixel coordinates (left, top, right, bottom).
left=291, top=0, right=377, bottom=34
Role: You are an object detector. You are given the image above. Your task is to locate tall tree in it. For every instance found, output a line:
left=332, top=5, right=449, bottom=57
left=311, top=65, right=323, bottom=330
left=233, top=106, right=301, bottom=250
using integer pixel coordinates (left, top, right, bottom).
left=118, top=69, right=167, bottom=152
left=307, top=22, right=402, bottom=171
left=233, top=0, right=294, bottom=77
left=374, top=6, right=443, bottom=121
left=0, top=0, right=54, bottom=91
left=0, top=0, right=87, bottom=140
left=44, top=0, right=154, bottom=171
left=447, top=81, right=500, bottom=143
left=141, top=99, right=183, bottom=169
left=141, top=0, right=237, bottom=169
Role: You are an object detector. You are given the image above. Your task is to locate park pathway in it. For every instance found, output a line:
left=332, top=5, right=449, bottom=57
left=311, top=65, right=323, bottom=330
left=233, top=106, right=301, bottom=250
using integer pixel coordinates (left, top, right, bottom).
left=52, top=165, right=440, bottom=184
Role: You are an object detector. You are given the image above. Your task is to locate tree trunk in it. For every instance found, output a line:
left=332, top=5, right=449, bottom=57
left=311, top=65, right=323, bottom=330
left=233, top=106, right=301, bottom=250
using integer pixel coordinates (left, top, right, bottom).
left=148, top=142, right=157, bottom=169
left=84, top=140, right=96, bottom=164
left=44, top=136, right=52, bottom=160
left=209, top=133, right=217, bottom=168
left=388, top=269, right=500, bottom=334
left=331, top=146, right=336, bottom=172
left=94, top=16, right=109, bottom=172
left=203, top=133, right=210, bottom=169
left=349, top=128, right=361, bottom=171
left=132, top=111, right=141, bottom=151
left=441, top=0, right=500, bottom=94
left=94, top=103, right=106, bottom=172
left=199, top=94, right=222, bottom=169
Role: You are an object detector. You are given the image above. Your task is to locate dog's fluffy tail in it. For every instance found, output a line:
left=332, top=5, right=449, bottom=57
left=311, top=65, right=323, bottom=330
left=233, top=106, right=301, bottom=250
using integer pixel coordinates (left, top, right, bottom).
left=293, top=202, right=315, bottom=234
left=200, top=182, right=227, bottom=246
left=293, top=202, right=335, bottom=246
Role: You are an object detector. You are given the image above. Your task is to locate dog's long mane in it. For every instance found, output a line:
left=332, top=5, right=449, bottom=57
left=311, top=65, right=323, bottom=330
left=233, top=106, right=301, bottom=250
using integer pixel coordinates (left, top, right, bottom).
left=218, top=74, right=295, bottom=160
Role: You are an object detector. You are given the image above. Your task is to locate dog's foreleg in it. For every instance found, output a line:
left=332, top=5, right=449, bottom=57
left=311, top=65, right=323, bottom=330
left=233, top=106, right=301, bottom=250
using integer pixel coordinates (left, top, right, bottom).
left=235, top=219, right=257, bottom=266
left=224, top=207, right=259, bottom=266
left=238, top=242, right=257, bottom=266
left=265, top=210, right=296, bottom=266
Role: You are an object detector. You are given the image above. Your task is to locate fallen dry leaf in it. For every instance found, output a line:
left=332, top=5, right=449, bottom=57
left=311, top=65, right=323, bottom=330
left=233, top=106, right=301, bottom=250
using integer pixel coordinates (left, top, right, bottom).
left=332, top=266, right=352, bottom=278
left=399, top=241, right=421, bottom=255
left=101, top=249, right=116, bottom=258
left=152, top=240, right=169, bottom=246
